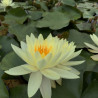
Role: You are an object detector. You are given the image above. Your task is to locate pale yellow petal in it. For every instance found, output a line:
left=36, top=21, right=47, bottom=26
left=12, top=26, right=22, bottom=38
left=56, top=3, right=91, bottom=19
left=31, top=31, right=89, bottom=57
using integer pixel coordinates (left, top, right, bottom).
left=91, top=55, right=98, bottom=61
left=40, top=77, right=51, bottom=98
left=11, top=44, right=33, bottom=65
left=62, top=50, right=82, bottom=63
left=51, top=80, right=56, bottom=88
left=88, top=49, right=98, bottom=53
left=46, top=33, right=52, bottom=40
left=45, top=53, right=52, bottom=62
left=49, top=52, right=61, bottom=67
left=41, top=69, right=60, bottom=80
left=62, top=61, right=85, bottom=66
left=34, top=51, right=42, bottom=61
left=5, top=65, right=32, bottom=75
left=61, top=47, right=75, bottom=63
left=37, top=59, right=47, bottom=69
left=45, top=34, right=53, bottom=44
left=69, top=67, right=80, bottom=75
left=57, top=65, right=71, bottom=70
left=90, top=34, right=98, bottom=46
left=30, top=33, right=36, bottom=43
left=56, top=78, right=62, bottom=85
left=70, top=50, right=82, bottom=59
left=22, top=64, right=38, bottom=72
left=84, top=42, right=98, bottom=50
left=21, top=41, right=27, bottom=50
left=52, top=68, right=79, bottom=79
left=38, top=34, right=44, bottom=44
left=26, top=35, right=34, bottom=54
left=28, top=72, right=42, bottom=97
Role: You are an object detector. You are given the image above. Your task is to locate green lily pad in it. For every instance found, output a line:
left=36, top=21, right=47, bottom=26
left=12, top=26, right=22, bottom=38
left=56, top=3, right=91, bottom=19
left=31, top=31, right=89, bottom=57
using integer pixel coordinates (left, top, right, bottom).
left=68, top=29, right=94, bottom=48
left=82, top=81, right=98, bottom=98
left=0, top=69, right=9, bottom=98
left=61, top=0, right=76, bottom=6
left=0, top=52, right=25, bottom=70
left=9, top=85, right=40, bottom=98
left=36, top=11, right=70, bottom=30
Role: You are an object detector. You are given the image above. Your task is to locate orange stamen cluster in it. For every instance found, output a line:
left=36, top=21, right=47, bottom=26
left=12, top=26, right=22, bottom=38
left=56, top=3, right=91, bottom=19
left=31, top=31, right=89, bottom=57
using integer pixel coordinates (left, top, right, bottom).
left=35, top=44, right=52, bottom=57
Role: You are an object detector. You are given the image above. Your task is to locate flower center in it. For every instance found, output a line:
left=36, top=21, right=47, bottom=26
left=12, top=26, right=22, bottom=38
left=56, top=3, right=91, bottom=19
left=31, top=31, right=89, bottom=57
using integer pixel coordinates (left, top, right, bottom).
left=35, top=45, right=52, bottom=57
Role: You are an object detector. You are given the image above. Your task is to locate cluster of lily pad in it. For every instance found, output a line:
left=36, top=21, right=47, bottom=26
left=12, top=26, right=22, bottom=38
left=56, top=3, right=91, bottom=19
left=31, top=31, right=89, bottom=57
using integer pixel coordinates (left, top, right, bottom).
left=0, top=0, right=98, bottom=98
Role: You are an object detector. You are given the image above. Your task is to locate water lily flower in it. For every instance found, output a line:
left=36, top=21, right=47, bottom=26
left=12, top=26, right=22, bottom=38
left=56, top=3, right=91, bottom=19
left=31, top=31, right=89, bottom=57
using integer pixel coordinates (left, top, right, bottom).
left=0, top=0, right=14, bottom=11
left=5, top=33, right=84, bottom=98
left=85, top=34, right=98, bottom=61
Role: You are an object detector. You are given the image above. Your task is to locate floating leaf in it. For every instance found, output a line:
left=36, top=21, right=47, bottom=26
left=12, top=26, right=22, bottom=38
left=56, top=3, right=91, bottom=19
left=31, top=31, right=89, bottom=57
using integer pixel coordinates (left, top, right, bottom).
left=61, top=0, right=76, bottom=6
left=4, top=7, right=28, bottom=25
left=37, top=11, right=70, bottom=30
left=76, top=23, right=91, bottom=31
left=0, top=69, right=9, bottom=98
left=34, top=1, right=48, bottom=11
left=28, top=11, right=42, bottom=21
left=52, top=74, right=83, bottom=98
left=0, top=36, right=18, bottom=57
left=8, top=21, right=38, bottom=41
left=0, top=52, right=25, bottom=70
left=68, top=29, right=93, bottom=48
left=10, top=85, right=40, bottom=98
left=37, top=5, right=81, bottom=30
left=81, top=50, right=97, bottom=72
left=82, top=81, right=98, bottom=98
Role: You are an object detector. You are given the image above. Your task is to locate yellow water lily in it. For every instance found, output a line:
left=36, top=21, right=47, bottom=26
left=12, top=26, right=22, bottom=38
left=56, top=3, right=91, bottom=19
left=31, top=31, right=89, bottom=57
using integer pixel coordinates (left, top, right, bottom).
left=5, top=33, right=84, bottom=98
left=0, top=0, right=14, bottom=11
left=85, top=34, right=98, bottom=61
